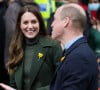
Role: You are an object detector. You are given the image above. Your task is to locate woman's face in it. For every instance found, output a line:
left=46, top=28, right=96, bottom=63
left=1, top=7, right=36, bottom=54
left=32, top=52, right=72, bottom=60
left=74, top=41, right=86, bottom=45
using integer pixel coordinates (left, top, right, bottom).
left=20, top=12, right=40, bottom=39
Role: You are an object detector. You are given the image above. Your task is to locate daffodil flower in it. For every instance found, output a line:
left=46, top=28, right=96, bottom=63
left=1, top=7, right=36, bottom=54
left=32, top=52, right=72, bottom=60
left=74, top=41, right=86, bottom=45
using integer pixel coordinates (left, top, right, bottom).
left=60, top=56, right=65, bottom=62
left=38, top=53, right=43, bottom=59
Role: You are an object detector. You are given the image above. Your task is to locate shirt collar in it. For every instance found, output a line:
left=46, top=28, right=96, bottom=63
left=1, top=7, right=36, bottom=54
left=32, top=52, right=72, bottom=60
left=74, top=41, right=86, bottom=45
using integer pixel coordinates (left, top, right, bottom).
left=64, top=35, right=83, bottom=49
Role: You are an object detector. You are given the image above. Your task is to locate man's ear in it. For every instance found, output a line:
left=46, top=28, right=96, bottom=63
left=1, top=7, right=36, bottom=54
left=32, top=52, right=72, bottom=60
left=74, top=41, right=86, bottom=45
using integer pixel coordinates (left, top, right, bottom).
left=63, top=17, right=70, bottom=27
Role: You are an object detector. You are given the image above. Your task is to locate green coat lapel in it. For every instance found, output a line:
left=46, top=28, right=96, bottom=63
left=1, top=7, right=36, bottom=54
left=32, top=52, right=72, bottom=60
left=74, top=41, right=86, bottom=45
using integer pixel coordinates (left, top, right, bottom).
left=15, top=62, right=24, bottom=90
left=29, top=44, right=48, bottom=87
left=29, top=36, right=53, bottom=88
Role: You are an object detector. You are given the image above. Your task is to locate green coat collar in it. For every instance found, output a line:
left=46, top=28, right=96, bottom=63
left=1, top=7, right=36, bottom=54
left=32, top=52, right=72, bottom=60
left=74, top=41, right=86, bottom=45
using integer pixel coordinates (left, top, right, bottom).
left=38, top=36, right=56, bottom=47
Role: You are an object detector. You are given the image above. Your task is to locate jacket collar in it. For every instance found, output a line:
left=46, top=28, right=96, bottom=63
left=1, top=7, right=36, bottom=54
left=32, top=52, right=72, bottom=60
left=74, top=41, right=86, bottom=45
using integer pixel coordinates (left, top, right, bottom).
left=55, top=37, right=87, bottom=72
left=65, top=37, right=87, bottom=56
left=38, top=35, right=55, bottom=47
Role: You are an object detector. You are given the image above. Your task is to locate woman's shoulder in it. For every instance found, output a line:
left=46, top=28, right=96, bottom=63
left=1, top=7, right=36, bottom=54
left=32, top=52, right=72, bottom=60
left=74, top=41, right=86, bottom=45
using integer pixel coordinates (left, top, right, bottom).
left=39, top=36, right=60, bottom=47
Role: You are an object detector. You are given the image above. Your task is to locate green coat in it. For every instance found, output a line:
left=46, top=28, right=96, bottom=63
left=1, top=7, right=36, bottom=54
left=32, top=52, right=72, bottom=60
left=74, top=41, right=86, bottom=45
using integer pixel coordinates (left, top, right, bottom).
left=88, top=27, right=100, bottom=57
left=10, top=36, right=62, bottom=90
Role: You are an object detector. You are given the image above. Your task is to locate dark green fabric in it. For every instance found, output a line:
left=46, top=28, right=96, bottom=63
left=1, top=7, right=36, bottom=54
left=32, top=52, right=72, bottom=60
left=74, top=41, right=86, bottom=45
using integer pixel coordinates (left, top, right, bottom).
left=88, top=27, right=100, bottom=57
left=23, top=36, right=40, bottom=90
left=10, top=35, right=63, bottom=90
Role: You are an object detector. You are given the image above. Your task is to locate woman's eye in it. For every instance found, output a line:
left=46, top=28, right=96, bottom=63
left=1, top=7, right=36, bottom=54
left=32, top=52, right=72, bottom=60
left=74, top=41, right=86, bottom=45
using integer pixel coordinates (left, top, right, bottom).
left=22, top=20, right=38, bottom=24
left=23, top=21, right=28, bottom=24
left=31, top=20, right=37, bottom=24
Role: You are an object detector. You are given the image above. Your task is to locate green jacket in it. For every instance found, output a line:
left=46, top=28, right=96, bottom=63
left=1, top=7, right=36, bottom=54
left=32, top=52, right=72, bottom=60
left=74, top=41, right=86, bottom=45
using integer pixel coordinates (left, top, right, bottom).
left=10, top=36, right=62, bottom=90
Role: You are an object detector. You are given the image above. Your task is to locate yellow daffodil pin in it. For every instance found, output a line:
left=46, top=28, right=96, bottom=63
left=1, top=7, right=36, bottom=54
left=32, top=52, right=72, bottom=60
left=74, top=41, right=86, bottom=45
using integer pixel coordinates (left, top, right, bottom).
left=38, top=53, right=43, bottom=59
left=60, top=56, right=65, bottom=62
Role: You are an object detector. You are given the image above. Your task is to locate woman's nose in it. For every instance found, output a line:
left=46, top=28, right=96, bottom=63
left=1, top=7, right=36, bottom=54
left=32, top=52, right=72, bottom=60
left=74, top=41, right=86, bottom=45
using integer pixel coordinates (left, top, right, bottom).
left=28, top=23, right=33, bottom=28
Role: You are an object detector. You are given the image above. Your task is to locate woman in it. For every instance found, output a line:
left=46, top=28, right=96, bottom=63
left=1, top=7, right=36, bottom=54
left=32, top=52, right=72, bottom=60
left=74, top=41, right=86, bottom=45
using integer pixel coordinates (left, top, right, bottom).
left=0, top=5, right=62, bottom=90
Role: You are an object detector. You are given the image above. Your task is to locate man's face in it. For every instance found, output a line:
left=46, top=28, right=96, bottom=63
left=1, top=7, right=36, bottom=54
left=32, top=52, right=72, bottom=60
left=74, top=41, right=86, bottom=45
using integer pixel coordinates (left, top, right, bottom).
left=51, top=8, right=64, bottom=40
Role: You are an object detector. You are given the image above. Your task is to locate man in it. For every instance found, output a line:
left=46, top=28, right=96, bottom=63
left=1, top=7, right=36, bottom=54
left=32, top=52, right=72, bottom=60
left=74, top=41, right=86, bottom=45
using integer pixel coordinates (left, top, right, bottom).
left=50, top=4, right=98, bottom=90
